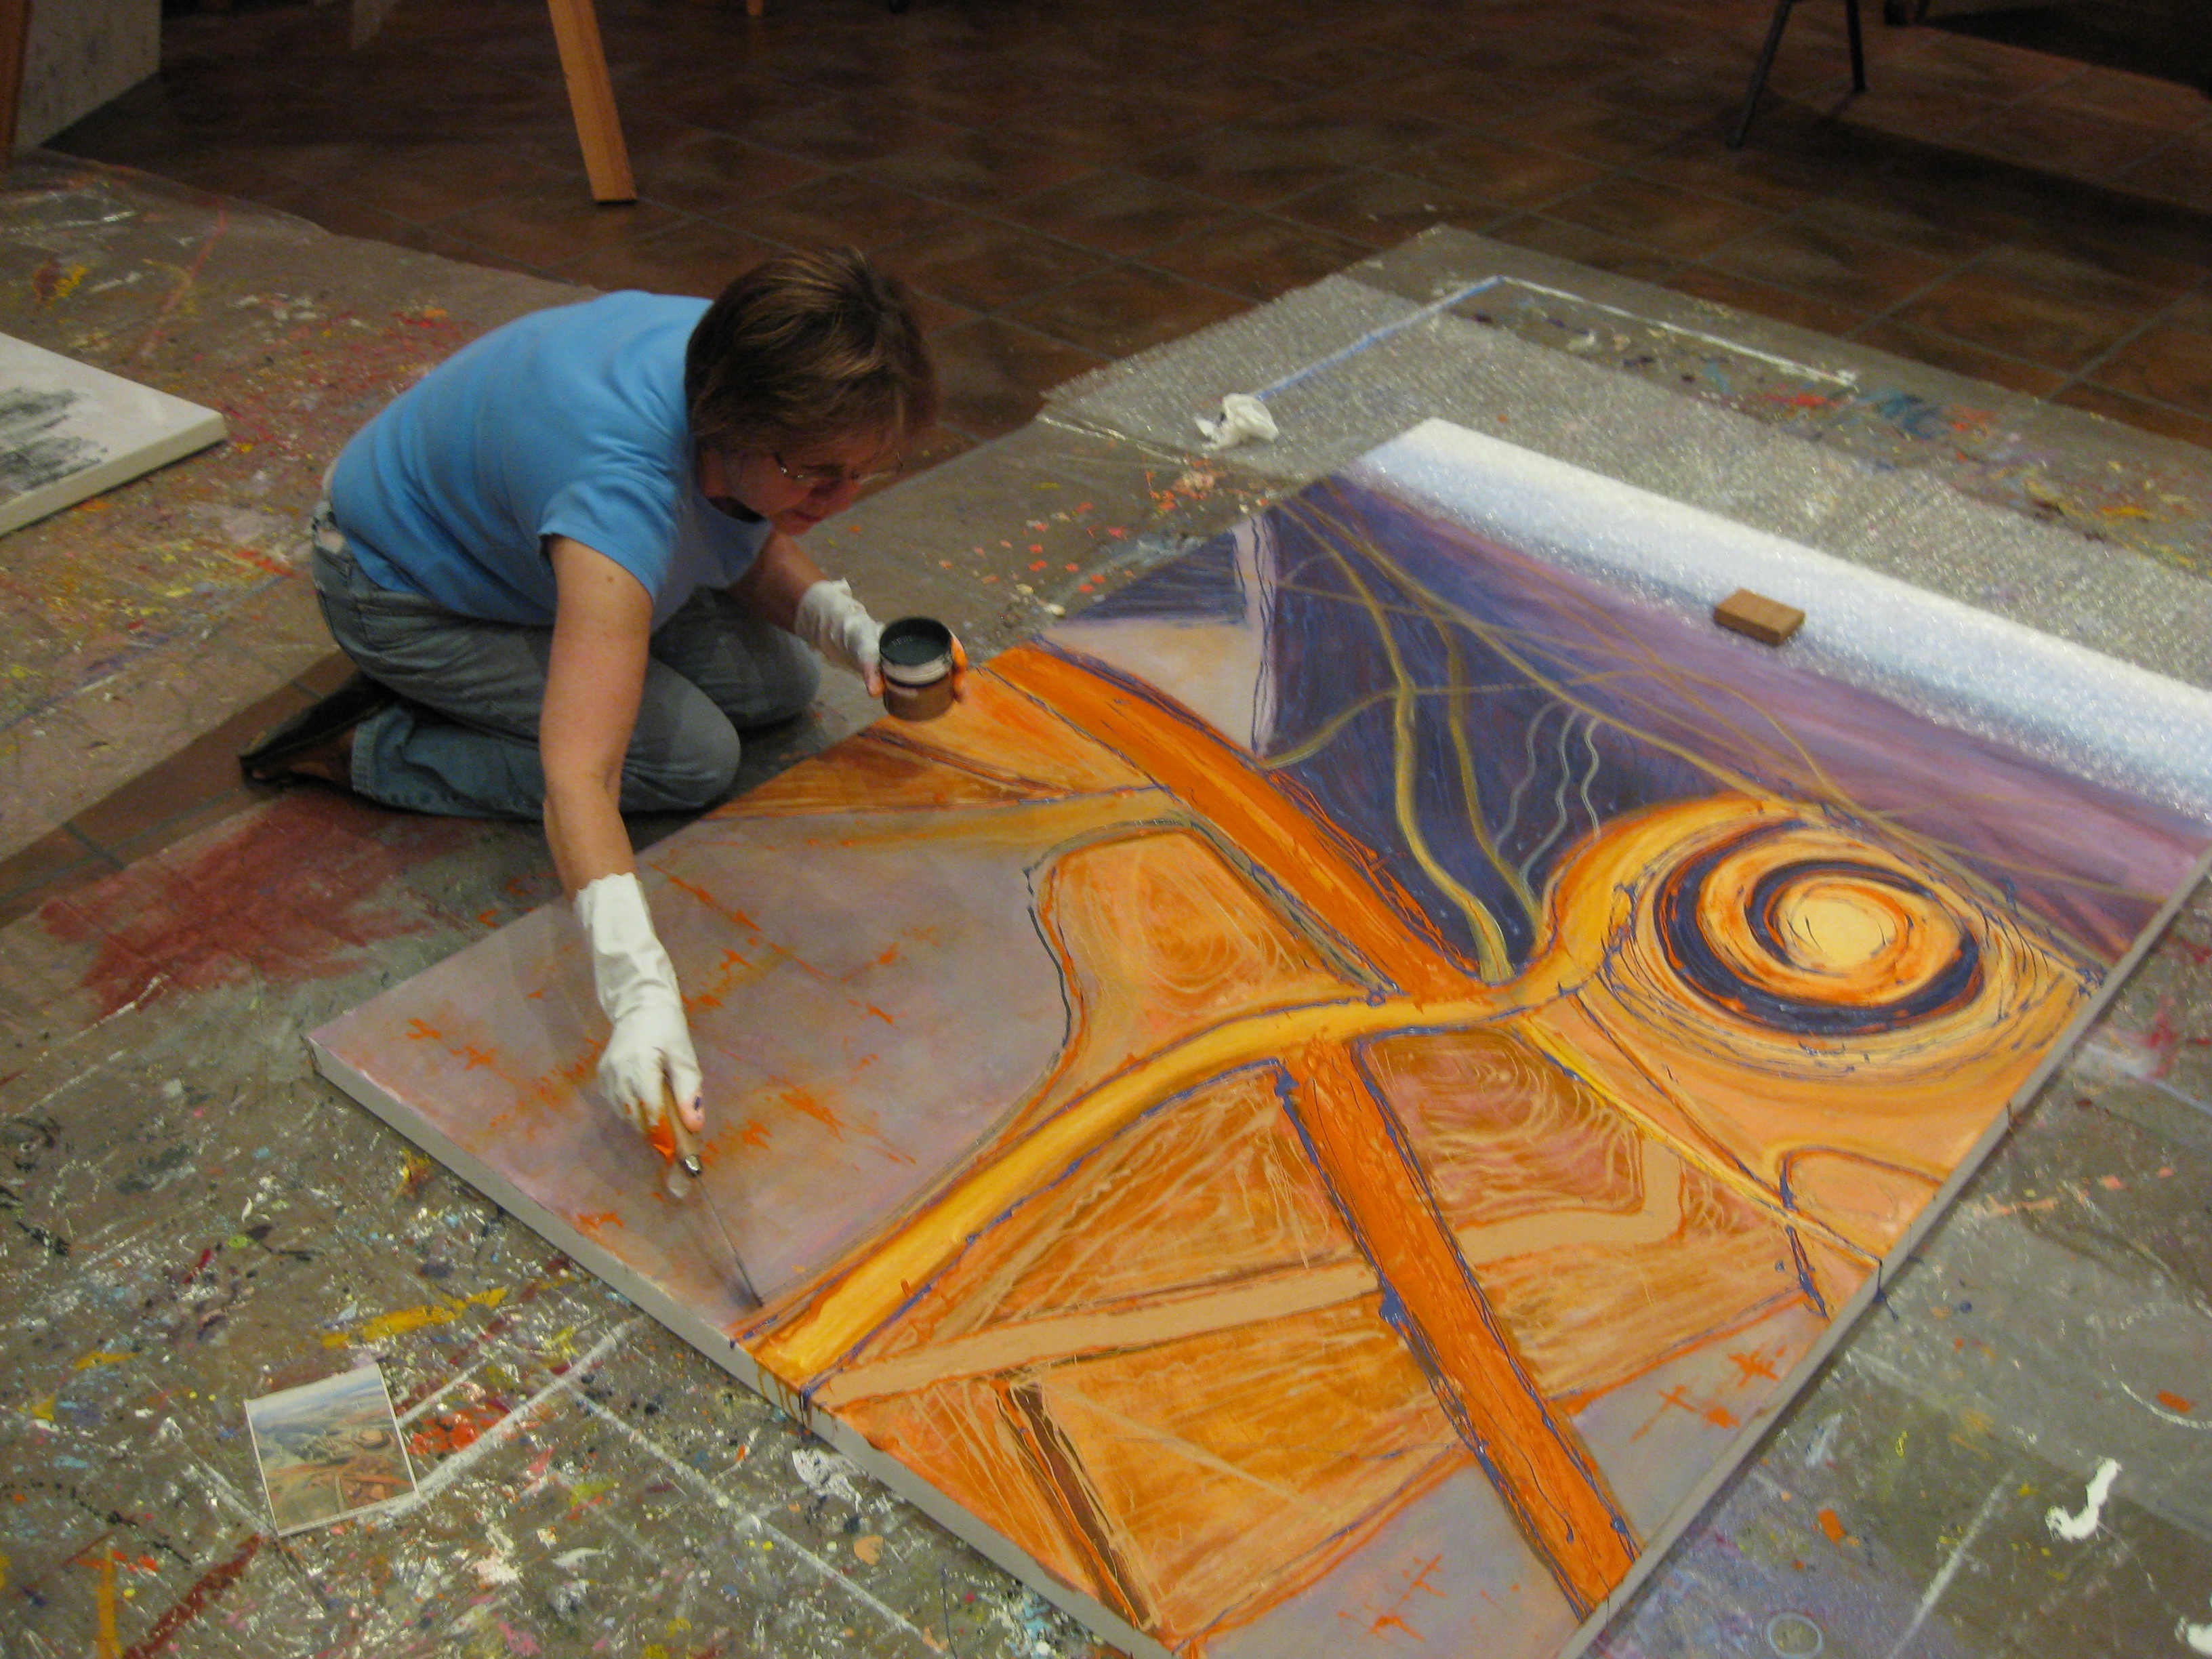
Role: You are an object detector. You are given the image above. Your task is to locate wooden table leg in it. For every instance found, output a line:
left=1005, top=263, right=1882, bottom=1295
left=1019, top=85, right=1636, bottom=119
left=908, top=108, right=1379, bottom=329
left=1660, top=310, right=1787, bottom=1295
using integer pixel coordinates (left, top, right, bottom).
left=0, top=0, right=33, bottom=169
left=545, top=0, right=636, bottom=203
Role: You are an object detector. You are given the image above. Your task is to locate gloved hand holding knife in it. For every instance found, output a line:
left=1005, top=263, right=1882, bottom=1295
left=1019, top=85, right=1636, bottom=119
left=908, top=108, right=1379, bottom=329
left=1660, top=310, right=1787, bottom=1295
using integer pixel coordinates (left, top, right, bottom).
left=576, top=869, right=761, bottom=1308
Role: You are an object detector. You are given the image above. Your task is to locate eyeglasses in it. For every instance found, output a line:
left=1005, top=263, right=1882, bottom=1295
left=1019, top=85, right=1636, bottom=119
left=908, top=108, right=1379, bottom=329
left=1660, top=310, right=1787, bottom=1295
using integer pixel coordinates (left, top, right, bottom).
left=773, top=452, right=904, bottom=495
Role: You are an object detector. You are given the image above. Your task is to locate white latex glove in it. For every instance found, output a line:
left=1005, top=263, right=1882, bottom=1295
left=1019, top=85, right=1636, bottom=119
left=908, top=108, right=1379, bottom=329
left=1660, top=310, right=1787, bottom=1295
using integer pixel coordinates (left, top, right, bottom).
left=794, top=578, right=884, bottom=694
left=575, top=872, right=702, bottom=1143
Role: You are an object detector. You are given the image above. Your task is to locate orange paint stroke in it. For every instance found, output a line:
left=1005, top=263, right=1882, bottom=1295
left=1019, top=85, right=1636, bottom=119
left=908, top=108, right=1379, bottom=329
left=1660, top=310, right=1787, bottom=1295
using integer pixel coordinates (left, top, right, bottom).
left=777, top=1084, right=846, bottom=1142
left=1727, top=1349, right=1780, bottom=1385
left=769, top=1081, right=915, bottom=1167
left=659, top=872, right=761, bottom=935
left=1817, top=1507, right=1848, bottom=1543
left=997, top=645, right=1470, bottom=998
left=2156, top=1391, right=2195, bottom=1414
left=1631, top=1385, right=1700, bottom=1444
left=1288, top=1038, right=1635, bottom=1615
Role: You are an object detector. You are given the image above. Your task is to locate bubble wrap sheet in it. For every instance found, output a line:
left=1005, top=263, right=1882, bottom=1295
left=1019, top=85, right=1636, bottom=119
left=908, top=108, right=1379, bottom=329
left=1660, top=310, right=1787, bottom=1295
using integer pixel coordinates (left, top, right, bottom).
left=1354, top=421, right=2212, bottom=823
left=1047, top=273, right=2212, bottom=703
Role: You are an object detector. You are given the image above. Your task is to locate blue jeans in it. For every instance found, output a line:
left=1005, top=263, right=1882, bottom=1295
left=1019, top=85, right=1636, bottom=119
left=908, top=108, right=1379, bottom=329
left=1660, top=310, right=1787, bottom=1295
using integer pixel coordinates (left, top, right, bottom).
left=310, top=522, right=819, bottom=820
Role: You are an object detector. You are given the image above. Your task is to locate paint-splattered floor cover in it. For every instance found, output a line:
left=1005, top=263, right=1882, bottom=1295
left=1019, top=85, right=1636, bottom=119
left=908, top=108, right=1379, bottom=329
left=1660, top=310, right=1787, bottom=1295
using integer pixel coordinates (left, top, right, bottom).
left=310, top=422, right=2212, bottom=1659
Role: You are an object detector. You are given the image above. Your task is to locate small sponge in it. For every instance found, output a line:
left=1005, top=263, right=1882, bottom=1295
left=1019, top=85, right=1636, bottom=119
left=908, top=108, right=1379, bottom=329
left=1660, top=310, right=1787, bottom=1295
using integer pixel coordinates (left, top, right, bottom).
left=1714, top=588, right=1805, bottom=647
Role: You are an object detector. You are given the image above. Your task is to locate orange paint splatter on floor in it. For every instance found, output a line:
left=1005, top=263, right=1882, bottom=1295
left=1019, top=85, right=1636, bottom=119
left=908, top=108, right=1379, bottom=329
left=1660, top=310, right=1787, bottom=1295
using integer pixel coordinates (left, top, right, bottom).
left=2157, top=1391, right=2195, bottom=1414
left=410, top=1402, right=507, bottom=1456
left=1817, top=1508, right=1847, bottom=1543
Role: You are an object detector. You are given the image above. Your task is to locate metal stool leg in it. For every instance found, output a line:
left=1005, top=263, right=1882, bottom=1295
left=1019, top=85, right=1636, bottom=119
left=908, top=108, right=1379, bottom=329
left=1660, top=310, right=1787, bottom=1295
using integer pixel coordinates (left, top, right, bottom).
left=1730, top=0, right=1799, bottom=149
left=1845, top=0, right=1868, bottom=91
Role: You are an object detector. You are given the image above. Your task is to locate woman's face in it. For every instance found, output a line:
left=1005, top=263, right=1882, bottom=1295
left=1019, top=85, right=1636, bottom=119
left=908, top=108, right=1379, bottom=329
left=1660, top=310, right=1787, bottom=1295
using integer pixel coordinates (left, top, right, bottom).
left=701, top=429, right=903, bottom=538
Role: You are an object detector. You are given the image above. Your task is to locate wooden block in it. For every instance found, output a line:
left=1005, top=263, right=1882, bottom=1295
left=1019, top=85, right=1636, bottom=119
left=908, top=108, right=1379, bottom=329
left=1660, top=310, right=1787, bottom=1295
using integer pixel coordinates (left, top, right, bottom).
left=1713, top=588, right=1803, bottom=647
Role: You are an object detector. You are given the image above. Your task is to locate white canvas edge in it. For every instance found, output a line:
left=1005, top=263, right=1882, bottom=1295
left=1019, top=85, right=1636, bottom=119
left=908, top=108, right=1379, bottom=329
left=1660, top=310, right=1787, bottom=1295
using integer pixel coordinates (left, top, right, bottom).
left=305, top=1034, right=1172, bottom=1659
left=0, top=408, right=228, bottom=535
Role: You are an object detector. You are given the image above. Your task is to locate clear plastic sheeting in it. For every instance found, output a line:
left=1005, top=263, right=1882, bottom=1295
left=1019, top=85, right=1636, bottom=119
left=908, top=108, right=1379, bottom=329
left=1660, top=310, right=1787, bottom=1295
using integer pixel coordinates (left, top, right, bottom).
left=1046, top=272, right=2212, bottom=702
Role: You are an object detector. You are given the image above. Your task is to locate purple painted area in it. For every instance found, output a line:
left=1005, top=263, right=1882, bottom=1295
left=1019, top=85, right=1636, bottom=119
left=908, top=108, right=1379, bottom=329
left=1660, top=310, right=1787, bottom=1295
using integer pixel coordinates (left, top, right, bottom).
left=1140, top=477, right=2203, bottom=972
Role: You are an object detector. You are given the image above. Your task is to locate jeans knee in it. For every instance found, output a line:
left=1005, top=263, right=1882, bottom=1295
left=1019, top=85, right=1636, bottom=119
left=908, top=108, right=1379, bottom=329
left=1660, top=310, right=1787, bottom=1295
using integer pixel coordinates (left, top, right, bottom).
left=627, top=720, right=741, bottom=813
left=754, top=641, right=821, bottom=726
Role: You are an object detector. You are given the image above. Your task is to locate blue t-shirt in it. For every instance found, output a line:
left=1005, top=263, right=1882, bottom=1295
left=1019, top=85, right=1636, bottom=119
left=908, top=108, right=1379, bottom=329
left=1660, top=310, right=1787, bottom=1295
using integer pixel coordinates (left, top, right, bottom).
left=329, top=293, right=770, bottom=629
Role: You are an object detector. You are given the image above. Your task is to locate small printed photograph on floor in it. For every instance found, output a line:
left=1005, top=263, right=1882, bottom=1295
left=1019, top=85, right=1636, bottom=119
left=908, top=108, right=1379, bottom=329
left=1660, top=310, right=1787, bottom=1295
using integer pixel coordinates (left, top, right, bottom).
left=245, top=1363, right=417, bottom=1535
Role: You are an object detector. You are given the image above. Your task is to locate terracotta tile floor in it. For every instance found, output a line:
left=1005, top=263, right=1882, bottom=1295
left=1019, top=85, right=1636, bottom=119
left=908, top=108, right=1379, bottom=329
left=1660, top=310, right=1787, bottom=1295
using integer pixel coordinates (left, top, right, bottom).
left=13, top=0, right=2212, bottom=923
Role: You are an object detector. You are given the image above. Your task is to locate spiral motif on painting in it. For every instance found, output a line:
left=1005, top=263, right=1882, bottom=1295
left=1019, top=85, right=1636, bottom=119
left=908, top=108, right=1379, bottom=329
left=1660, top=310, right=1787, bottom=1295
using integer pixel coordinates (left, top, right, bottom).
left=1551, top=796, right=2082, bottom=1088
left=1654, top=823, right=1982, bottom=1038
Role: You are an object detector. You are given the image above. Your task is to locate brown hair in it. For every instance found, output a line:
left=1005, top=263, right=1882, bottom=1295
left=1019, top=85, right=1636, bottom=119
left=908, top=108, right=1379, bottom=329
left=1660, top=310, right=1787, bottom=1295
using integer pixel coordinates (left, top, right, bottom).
left=684, top=248, right=936, bottom=457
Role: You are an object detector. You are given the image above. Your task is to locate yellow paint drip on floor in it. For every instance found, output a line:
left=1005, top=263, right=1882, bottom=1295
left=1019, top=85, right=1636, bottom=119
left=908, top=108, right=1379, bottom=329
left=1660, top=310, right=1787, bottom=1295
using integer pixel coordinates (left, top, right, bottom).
left=321, top=1288, right=510, bottom=1347
left=73, top=1351, right=133, bottom=1371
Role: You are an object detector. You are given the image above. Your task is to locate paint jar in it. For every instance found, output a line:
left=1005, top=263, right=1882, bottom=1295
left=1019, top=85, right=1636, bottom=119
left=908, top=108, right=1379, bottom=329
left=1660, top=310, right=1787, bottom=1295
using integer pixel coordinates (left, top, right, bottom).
left=878, top=616, right=956, bottom=721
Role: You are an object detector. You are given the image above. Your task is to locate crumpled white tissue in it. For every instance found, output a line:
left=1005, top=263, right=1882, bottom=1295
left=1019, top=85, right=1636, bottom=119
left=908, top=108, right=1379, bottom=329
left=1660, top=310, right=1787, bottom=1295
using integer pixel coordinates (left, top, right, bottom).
left=1195, top=392, right=1279, bottom=451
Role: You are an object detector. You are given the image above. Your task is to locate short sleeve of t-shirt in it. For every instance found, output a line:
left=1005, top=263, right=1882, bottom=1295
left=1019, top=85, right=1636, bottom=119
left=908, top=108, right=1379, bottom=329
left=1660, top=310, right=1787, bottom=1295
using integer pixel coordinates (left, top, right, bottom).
left=328, top=292, right=769, bottom=629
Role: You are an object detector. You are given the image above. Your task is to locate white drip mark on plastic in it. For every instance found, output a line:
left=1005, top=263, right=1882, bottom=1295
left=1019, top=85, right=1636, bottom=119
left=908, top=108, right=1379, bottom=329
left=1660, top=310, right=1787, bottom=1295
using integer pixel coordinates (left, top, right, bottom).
left=2178, top=1594, right=2212, bottom=1654
left=16, top=1048, right=131, bottom=1116
left=567, top=1391, right=937, bottom=1653
left=379, top=1319, right=638, bottom=1518
left=1502, top=279, right=1859, bottom=386
left=1247, top=276, right=1507, bottom=404
left=395, top=1357, right=489, bottom=1424
left=2046, top=1457, right=2122, bottom=1541
left=2122, top=1382, right=2212, bottom=1430
left=1803, top=1412, right=1843, bottom=1468
left=1883, top=1481, right=2005, bottom=1658
left=791, top=1444, right=865, bottom=1507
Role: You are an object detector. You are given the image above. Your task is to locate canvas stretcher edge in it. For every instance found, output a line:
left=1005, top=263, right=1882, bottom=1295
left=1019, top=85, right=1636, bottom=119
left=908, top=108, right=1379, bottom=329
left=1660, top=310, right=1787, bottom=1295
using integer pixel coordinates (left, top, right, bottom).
left=0, top=409, right=230, bottom=536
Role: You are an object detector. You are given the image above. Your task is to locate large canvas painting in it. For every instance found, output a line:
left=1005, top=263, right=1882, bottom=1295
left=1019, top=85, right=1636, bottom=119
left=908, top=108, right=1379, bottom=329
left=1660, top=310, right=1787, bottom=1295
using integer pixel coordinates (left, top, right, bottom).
left=311, top=422, right=2212, bottom=1659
